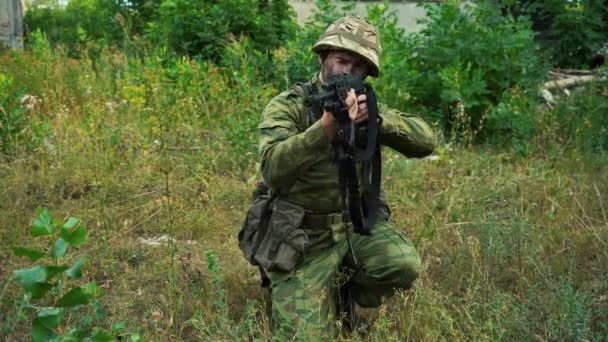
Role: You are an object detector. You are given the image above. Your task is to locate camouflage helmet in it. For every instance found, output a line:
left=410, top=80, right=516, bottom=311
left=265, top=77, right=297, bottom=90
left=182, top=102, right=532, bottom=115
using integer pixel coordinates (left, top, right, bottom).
left=312, top=16, right=382, bottom=77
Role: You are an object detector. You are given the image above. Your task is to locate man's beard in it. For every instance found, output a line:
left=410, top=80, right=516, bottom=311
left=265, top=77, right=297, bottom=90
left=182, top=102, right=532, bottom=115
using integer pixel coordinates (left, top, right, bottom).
left=321, top=61, right=363, bottom=84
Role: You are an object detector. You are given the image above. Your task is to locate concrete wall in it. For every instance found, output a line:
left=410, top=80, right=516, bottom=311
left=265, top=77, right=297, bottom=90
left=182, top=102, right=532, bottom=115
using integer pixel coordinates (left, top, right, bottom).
left=288, top=1, right=430, bottom=33
left=0, top=0, right=24, bottom=49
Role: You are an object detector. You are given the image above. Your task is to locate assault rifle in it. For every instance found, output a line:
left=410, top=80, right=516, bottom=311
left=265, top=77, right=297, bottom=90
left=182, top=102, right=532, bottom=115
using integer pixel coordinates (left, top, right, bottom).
left=305, top=73, right=382, bottom=236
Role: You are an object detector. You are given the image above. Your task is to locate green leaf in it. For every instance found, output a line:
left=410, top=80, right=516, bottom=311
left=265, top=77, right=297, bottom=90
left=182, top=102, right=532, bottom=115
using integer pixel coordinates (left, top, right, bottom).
left=63, top=217, right=80, bottom=230
left=130, top=333, right=141, bottom=342
left=32, top=308, right=63, bottom=342
left=93, top=300, right=105, bottom=320
left=65, top=257, right=86, bottom=279
left=31, top=209, right=55, bottom=237
left=56, top=287, right=90, bottom=307
left=51, top=238, right=69, bottom=259
left=79, top=315, right=93, bottom=326
left=27, top=282, right=54, bottom=299
left=92, top=329, right=114, bottom=342
left=36, top=308, right=63, bottom=327
left=60, top=226, right=70, bottom=241
left=73, top=328, right=92, bottom=340
left=86, top=282, right=99, bottom=295
left=60, top=224, right=87, bottom=246
left=12, top=247, right=45, bottom=262
left=13, top=265, right=47, bottom=287
left=67, top=226, right=87, bottom=246
left=60, top=328, right=90, bottom=342
left=37, top=307, right=61, bottom=317
left=46, top=265, right=69, bottom=280
left=32, top=318, right=58, bottom=342
left=112, top=321, right=125, bottom=332
left=14, top=265, right=67, bottom=298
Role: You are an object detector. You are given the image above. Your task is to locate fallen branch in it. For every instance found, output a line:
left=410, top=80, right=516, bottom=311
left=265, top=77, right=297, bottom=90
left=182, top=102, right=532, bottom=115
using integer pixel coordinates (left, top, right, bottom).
left=552, top=68, right=594, bottom=76
left=542, top=75, right=606, bottom=90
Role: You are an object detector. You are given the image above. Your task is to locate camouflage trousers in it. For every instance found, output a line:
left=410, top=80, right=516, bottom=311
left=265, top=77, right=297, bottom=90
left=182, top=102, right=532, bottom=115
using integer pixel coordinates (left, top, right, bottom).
left=266, top=215, right=421, bottom=340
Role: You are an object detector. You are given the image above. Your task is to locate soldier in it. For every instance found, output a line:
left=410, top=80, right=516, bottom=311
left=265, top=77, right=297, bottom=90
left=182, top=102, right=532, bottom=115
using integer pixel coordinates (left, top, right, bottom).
left=256, top=16, right=435, bottom=339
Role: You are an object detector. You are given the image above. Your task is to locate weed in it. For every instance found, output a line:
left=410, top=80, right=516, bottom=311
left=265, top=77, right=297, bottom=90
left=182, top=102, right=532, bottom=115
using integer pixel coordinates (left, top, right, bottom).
left=0, top=209, right=134, bottom=341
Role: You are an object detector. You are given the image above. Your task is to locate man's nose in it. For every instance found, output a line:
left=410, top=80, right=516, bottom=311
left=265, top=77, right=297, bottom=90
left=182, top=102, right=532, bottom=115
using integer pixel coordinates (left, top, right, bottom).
left=340, top=63, right=353, bottom=74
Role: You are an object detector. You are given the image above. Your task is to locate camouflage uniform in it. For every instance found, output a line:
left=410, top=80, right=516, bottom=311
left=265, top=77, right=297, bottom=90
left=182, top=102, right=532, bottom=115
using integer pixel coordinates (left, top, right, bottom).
left=257, top=16, right=435, bottom=340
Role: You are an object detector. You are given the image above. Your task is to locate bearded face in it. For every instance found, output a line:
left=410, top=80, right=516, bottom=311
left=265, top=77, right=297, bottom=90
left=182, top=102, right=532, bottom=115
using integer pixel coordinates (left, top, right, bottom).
left=320, top=50, right=369, bottom=83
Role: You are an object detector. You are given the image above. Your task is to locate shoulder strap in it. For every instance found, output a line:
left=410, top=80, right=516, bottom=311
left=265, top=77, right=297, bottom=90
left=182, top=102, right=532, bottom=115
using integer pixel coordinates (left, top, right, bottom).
left=292, top=81, right=319, bottom=129
left=257, top=82, right=318, bottom=201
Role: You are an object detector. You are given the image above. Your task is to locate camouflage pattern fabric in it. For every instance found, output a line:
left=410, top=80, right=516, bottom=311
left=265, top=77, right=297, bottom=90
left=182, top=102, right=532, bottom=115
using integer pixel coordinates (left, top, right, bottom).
left=258, top=76, right=435, bottom=339
left=313, top=16, right=382, bottom=77
left=259, top=76, right=435, bottom=213
left=269, top=218, right=421, bottom=340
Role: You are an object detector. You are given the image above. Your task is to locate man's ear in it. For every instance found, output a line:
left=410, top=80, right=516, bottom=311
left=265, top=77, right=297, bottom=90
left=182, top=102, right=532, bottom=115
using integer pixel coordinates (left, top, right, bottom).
left=318, top=51, right=329, bottom=65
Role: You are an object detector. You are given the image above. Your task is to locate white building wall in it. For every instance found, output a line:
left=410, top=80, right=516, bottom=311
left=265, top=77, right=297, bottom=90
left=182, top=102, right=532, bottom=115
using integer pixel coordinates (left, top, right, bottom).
left=288, top=1, right=429, bottom=33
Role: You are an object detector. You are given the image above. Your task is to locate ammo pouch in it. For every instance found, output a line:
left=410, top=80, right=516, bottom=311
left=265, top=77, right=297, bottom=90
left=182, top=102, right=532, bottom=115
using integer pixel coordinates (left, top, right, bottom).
left=238, top=195, right=308, bottom=273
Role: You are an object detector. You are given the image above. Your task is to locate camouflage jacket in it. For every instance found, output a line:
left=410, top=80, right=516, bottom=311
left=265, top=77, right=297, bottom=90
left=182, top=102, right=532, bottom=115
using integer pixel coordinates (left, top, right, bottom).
left=259, top=76, right=435, bottom=214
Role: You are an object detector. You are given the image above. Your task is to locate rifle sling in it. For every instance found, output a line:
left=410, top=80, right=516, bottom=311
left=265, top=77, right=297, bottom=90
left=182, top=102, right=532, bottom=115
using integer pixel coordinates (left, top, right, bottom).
left=336, top=85, right=382, bottom=235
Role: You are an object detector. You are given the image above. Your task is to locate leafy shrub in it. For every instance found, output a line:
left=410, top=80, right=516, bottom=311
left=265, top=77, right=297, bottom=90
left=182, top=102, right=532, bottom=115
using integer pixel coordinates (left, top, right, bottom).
left=405, top=0, right=547, bottom=145
left=547, top=1, right=606, bottom=68
left=366, top=3, right=419, bottom=112
left=25, top=0, right=126, bottom=57
left=146, top=0, right=296, bottom=62
left=1, top=209, right=134, bottom=341
left=529, top=0, right=608, bottom=69
left=483, top=86, right=537, bottom=152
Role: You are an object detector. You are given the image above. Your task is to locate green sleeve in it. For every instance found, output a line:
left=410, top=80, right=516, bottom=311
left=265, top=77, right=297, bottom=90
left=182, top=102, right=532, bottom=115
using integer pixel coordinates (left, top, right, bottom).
left=258, top=91, right=332, bottom=190
left=378, top=103, right=436, bottom=157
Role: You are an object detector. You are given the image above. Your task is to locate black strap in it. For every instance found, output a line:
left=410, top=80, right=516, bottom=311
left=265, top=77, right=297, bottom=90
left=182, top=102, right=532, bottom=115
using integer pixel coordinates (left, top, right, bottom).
left=294, top=81, right=320, bottom=128
left=259, top=266, right=271, bottom=288
left=360, top=85, right=380, bottom=161
left=360, top=86, right=382, bottom=234
left=334, top=83, right=382, bottom=235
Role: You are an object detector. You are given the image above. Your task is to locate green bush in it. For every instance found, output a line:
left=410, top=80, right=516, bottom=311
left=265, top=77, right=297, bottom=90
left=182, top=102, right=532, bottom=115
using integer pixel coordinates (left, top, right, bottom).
left=367, top=3, right=419, bottom=112
left=1, top=209, right=135, bottom=341
left=533, top=0, right=608, bottom=69
left=405, top=0, right=547, bottom=145
left=146, top=0, right=296, bottom=62
left=25, top=0, right=127, bottom=56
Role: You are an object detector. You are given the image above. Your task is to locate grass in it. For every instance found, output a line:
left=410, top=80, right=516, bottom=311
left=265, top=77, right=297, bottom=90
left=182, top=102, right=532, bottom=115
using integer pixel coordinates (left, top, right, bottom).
left=1, top=44, right=607, bottom=341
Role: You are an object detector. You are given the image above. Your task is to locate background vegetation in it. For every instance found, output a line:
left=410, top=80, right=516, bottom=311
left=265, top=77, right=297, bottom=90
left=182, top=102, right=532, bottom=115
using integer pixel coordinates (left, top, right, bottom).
left=2, top=0, right=607, bottom=340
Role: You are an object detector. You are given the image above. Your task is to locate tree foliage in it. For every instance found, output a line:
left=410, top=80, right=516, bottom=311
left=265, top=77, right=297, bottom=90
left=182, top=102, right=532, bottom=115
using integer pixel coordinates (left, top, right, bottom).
left=501, top=0, right=608, bottom=68
left=25, top=0, right=126, bottom=54
left=142, top=0, right=296, bottom=61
